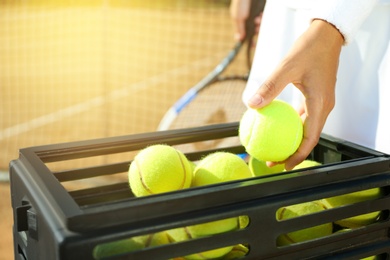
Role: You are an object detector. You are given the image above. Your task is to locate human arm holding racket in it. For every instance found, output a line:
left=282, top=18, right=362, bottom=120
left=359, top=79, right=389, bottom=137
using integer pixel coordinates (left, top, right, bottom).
left=230, top=0, right=262, bottom=41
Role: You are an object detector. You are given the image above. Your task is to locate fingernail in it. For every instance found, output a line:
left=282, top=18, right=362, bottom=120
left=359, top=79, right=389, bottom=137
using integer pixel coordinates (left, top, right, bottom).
left=248, top=93, right=263, bottom=107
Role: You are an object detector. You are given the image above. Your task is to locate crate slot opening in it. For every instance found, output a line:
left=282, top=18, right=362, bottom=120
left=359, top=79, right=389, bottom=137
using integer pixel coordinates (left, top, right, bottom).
left=59, top=171, right=129, bottom=192
left=92, top=215, right=250, bottom=259
left=165, top=215, right=248, bottom=259
left=275, top=187, right=388, bottom=247
left=276, top=223, right=334, bottom=246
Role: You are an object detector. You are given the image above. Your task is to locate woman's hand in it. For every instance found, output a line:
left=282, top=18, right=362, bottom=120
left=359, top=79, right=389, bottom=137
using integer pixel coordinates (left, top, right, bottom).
left=248, top=19, right=344, bottom=170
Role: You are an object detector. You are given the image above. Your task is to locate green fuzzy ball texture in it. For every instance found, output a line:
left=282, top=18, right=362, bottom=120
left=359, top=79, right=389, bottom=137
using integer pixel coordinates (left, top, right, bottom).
left=239, top=100, right=303, bottom=162
left=293, top=160, right=321, bottom=170
left=167, top=217, right=239, bottom=259
left=221, top=244, right=249, bottom=259
left=321, top=188, right=382, bottom=228
left=238, top=215, right=250, bottom=229
left=276, top=201, right=333, bottom=245
left=249, top=156, right=285, bottom=176
left=192, top=152, right=253, bottom=187
left=93, top=232, right=170, bottom=259
left=128, top=144, right=193, bottom=196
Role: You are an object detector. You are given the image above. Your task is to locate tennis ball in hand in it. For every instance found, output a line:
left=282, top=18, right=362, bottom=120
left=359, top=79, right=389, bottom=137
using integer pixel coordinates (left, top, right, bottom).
left=321, top=188, right=382, bottom=228
left=249, top=156, right=285, bottom=176
left=93, top=232, right=170, bottom=259
left=239, top=99, right=303, bottom=162
left=192, top=152, right=253, bottom=187
left=276, top=201, right=333, bottom=246
left=167, top=217, right=238, bottom=259
left=128, top=144, right=192, bottom=196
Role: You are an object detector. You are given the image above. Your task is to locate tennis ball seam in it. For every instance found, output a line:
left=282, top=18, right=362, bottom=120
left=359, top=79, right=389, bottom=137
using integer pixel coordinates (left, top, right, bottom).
left=230, top=246, right=248, bottom=254
left=176, top=150, right=189, bottom=190
left=144, top=233, right=153, bottom=248
left=135, top=159, right=154, bottom=195
left=246, top=110, right=257, bottom=152
left=184, top=227, right=193, bottom=240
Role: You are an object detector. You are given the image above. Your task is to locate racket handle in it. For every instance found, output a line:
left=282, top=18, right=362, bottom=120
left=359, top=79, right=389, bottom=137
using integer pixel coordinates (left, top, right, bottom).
left=245, top=0, right=266, bottom=42
left=245, top=0, right=266, bottom=69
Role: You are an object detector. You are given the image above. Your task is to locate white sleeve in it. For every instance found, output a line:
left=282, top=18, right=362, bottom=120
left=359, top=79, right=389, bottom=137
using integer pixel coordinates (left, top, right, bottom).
left=310, top=0, right=378, bottom=44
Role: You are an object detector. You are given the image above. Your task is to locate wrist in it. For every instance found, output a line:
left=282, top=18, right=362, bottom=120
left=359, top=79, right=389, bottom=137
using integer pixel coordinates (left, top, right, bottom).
left=311, top=19, right=345, bottom=47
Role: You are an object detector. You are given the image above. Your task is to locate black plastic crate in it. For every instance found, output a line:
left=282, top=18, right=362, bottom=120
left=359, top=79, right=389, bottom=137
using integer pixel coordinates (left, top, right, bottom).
left=9, top=122, right=390, bottom=260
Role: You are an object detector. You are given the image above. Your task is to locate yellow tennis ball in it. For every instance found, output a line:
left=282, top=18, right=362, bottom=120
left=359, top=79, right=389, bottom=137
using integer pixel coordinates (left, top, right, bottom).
left=239, top=215, right=250, bottom=229
left=168, top=152, right=247, bottom=259
left=128, top=144, right=192, bottom=196
left=189, top=160, right=197, bottom=172
left=321, top=188, right=382, bottom=228
left=167, top=217, right=238, bottom=259
left=93, top=232, right=170, bottom=259
left=221, top=244, right=249, bottom=259
left=276, top=201, right=333, bottom=246
left=192, top=152, right=253, bottom=187
left=239, top=100, right=303, bottom=162
left=249, top=156, right=285, bottom=176
left=293, top=160, right=321, bottom=170
left=361, top=256, right=378, bottom=260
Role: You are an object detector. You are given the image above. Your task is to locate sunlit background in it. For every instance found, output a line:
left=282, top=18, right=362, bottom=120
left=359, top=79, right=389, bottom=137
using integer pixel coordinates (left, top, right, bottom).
left=0, top=1, right=250, bottom=258
left=0, top=0, right=248, bottom=171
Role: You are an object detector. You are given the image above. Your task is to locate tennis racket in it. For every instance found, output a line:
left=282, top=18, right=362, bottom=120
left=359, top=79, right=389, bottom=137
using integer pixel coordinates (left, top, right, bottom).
left=158, top=0, right=265, bottom=151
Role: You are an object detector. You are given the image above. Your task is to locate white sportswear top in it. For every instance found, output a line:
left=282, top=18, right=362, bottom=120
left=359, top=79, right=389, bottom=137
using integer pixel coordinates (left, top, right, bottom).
left=244, top=0, right=390, bottom=154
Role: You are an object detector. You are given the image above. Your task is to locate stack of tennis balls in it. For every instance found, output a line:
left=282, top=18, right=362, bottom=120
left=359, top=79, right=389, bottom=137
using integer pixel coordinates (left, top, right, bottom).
left=275, top=190, right=383, bottom=247
left=93, top=232, right=170, bottom=259
left=128, top=145, right=253, bottom=259
left=239, top=99, right=303, bottom=163
left=123, top=144, right=194, bottom=259
left=293, top=161, right=382, bottom=230
left=167, top=151, right=254, bottom=259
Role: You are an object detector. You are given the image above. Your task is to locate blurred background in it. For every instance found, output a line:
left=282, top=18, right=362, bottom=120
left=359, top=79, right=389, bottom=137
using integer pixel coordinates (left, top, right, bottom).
left=0, top=0, right=251, bottom=171
left=0, top=0, right=248, bottom=258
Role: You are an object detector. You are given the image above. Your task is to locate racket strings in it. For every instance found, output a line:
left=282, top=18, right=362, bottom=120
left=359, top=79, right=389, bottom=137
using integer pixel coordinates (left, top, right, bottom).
left=169, top=78, right=247, bottom=153
left=169, top=78, right=247, bottom=130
